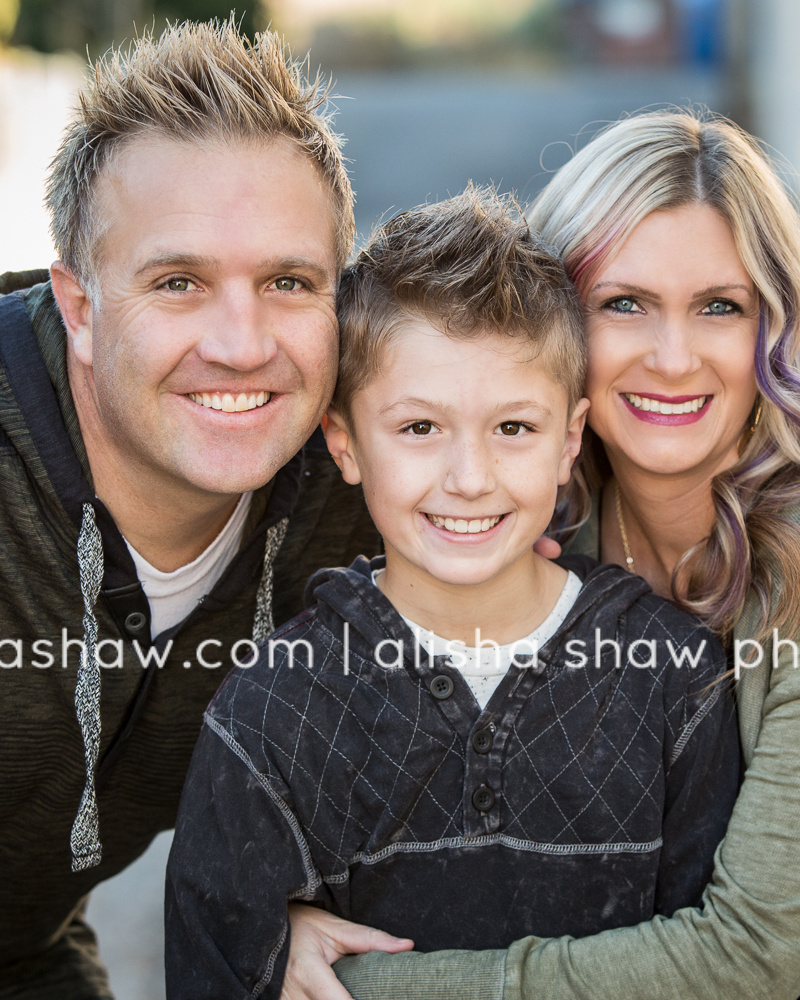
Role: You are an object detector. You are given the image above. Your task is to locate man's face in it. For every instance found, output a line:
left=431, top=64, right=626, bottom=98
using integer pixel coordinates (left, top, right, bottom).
left=68, top=136, right=339, bottom=500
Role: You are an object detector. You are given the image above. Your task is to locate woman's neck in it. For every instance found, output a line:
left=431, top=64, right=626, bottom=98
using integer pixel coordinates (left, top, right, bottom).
left=599, top=463, right=716, bottom=598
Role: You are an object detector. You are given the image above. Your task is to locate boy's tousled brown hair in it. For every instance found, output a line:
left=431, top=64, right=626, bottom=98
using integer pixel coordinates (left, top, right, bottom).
left=334, top=186, right=586, bottom=424
left=46, top=18, right=354, bottom=298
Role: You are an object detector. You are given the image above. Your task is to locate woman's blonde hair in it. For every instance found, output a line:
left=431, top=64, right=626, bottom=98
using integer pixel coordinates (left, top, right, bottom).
left=529, top=108, right=800, bottom=640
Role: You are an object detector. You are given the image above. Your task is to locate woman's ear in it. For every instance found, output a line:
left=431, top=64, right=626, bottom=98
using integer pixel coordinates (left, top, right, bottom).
left=557, top=397, right=590, bottom=485
left=50, top=262, right=94, bottom=366
left=324, top=406, right=363, bottom=485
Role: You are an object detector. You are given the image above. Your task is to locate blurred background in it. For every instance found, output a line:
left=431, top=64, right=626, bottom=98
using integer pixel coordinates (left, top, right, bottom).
left=2, top=0, right=799, bottom=274
left=1, top=0, right=797, bottom=996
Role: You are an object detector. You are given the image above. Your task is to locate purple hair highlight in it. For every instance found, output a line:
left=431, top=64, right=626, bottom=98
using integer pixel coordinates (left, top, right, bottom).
left=754, top=307, right=800, bottom=428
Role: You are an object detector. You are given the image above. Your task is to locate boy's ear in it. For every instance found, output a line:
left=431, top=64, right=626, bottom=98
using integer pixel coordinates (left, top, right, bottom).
left=557, top=397, right=590, bottom=486
left=50, top=262, right=94, bottom=367
left=324, top=405, right=363, bottom=485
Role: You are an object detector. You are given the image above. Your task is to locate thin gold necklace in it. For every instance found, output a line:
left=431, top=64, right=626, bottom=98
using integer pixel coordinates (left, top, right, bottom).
left=614, top=482, right=636, bottom=574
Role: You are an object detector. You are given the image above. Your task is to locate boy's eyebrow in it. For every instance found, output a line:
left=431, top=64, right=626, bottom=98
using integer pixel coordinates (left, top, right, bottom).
left=379, top=397, right=452, bottom=416
left=501, top=399, right=554, bottom=419
left=379, top=397, right=554, bottom=419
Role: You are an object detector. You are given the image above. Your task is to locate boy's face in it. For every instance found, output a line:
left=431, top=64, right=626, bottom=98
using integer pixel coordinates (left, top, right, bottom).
left=326, top=322, right=588, bottom=592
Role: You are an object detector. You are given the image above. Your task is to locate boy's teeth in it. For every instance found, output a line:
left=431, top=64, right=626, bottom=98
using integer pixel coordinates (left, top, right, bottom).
left=188, top=391, right=270, bottom=411
left=625, top=393, right=706, bottom=415
left=428, top=514, right=502, bottom=534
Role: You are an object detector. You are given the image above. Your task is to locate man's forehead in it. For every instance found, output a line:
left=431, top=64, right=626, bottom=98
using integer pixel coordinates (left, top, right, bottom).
left=90, top=134, right=339, bottom=278
left=95, top=132, right=315, bottom=200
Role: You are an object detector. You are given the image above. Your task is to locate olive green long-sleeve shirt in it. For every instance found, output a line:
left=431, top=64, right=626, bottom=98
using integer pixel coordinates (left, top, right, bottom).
left=336, top=503, right=800, bottom=1000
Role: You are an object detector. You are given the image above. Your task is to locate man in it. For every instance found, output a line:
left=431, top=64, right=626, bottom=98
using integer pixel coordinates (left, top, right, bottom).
left=0, top=19, right=379, bottom=998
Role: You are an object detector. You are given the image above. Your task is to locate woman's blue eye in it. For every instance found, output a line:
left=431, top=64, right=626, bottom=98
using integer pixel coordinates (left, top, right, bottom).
left=705, top=300, right=734, bottom=314
left=610, top=298, right=637, bottom=312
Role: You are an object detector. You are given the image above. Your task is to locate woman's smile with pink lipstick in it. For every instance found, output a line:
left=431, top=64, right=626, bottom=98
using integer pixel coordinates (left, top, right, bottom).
left=621, top=392, right=711, bottom=425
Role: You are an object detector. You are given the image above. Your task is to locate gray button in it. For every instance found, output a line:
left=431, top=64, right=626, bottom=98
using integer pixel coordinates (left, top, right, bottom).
left=430, top=675, right=455, bottom=700
left=472, top=728, right=494, bottom=754
left=124, top=612, right=147, bottom=634
left=472, top=784, right=495, bottom=812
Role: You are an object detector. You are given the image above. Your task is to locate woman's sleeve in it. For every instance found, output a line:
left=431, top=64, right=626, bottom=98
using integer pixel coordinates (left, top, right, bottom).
left=335, top=641, right=800, bottom=1000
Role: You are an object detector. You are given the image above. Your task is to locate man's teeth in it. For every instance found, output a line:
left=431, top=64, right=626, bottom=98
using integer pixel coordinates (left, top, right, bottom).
left=427, top=514, right=502, bottom=534
left=188, top=391, right=270, bottom=412
left=625, top=394, right=707, bottom=415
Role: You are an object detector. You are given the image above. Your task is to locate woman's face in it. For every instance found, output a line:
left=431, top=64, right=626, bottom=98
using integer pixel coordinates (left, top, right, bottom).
left=583, top=203, right=759, bottom=482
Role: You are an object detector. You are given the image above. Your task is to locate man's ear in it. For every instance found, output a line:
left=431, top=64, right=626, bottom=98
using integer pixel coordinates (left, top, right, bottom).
left=324, top=405, right=362, bottom=485
left=50, top=262, right=94, bottom=367
left=557, top=396, right=590, bottom=485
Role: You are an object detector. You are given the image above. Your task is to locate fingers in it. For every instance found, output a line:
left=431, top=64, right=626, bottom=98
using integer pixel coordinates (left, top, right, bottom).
left=289, top=904, right=413, bottom=959
left=533, top=535, right=562, bottom=559
left=280, top=955, right=356, bottom=1000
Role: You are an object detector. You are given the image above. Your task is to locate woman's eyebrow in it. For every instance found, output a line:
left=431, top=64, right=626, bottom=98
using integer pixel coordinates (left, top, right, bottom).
left=588, top=281, right=656, bottom=298
left=690, top=283, right=754, bottom=298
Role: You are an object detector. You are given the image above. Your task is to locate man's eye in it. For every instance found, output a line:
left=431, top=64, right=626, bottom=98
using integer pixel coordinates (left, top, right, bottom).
left=404, top=421, right=433, bottom=435
left=164, top=278, right=192, bottom=292
left=274, top=277, right=300, bottom=291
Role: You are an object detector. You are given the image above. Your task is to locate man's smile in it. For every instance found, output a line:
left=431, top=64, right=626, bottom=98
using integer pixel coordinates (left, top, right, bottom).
left=187, top=391, right=271, bottom=412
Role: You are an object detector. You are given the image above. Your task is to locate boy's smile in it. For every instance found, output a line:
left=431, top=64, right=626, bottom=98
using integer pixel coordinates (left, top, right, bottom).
left=326, top=322, right=588, bottom=639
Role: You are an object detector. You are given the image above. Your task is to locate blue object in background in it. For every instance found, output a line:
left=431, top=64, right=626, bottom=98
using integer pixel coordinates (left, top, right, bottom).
left=676, top=0, right=725, bottom=67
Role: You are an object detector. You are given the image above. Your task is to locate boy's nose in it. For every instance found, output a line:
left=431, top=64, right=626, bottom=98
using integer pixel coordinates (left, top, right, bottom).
left=442, top=439, right=495, bottom=500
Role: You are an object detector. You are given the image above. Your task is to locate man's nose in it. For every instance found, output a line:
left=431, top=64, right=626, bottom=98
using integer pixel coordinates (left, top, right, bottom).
left=442, top=436, right=495, bottom=500
left=194, top=289, right=278, bottom=370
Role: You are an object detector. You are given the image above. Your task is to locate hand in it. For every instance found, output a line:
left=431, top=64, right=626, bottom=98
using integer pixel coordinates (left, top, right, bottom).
left=280, top=903, right=414, bottom=1000
left=534, top=535, right=562, bottom=559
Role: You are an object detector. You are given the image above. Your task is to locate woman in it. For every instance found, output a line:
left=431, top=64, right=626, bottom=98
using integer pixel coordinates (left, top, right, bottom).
left=283, top=110, right=800, bottom=1000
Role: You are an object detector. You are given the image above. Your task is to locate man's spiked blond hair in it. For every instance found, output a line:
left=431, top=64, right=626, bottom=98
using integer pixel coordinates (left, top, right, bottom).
left=46, top=18, right=354, bottom=292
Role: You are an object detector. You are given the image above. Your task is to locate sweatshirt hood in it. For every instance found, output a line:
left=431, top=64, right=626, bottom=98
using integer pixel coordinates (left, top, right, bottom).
left=305, top=553, right=653, bottom=671
left=0, top=283, right=298, bottom=872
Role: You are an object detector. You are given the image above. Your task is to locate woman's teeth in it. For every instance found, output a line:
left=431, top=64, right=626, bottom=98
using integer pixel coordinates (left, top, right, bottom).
left=188, top=391, right=270, bottom=412
left=427, top=514, right=502, bottom=534
left=624, top=393, right=707, bottom=415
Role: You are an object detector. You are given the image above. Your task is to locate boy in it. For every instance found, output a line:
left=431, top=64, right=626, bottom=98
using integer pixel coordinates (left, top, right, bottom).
left=166, top=189, right=739, bottom=999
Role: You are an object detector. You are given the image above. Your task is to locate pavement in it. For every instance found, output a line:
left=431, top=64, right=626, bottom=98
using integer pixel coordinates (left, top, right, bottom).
left=1, top=57, right=724, bottom=1000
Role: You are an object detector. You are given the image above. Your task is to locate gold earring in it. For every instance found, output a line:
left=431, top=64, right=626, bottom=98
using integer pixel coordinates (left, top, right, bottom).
left=750, top=401, right=762, bottom=434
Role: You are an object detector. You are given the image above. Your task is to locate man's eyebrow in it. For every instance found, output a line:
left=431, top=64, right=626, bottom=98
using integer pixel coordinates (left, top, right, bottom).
left=268, top=256, right=333, bottom=286
left=134, top=253, right=333, bottom=285
left=134, top=253, right=216, bottom=277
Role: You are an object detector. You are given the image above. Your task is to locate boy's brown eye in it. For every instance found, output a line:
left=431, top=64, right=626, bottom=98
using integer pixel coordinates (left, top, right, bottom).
left=409, top=421, right=432, bottom=435
left=499, top=422, right=522, bottom=436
